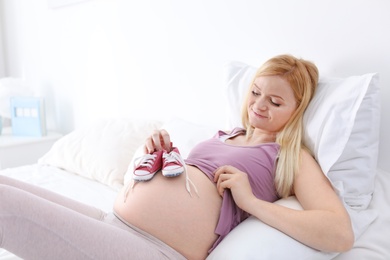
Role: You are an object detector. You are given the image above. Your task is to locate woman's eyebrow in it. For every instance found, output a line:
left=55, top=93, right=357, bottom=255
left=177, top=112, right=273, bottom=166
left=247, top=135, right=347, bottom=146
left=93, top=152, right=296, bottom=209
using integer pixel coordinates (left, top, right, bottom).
left=253, top=83, right=285, bottom=100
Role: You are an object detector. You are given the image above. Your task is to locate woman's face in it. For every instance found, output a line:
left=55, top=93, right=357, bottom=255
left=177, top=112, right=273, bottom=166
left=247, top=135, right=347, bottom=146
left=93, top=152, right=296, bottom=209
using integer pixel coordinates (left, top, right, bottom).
left=247, top=75, right=297, bottom=134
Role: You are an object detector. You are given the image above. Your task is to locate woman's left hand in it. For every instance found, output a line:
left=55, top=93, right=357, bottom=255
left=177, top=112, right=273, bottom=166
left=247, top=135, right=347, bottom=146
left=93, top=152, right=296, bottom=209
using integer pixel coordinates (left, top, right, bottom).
left=214, top=165, right=256, bottom=210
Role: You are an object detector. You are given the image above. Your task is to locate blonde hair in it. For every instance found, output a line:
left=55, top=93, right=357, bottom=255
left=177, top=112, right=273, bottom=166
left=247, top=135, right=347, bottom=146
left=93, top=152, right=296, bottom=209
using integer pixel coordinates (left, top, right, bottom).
left=241, top=54, right=319, bottom=197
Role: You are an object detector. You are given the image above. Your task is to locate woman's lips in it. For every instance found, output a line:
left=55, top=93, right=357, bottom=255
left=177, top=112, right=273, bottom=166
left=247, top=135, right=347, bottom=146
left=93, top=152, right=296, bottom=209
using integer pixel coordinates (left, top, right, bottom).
left=252, top=109, right=267, bottom=119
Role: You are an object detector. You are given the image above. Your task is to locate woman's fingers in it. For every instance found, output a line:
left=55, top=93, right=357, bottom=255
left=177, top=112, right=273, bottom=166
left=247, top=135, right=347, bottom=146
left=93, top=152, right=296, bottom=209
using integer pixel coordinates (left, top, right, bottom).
left=214, top=165, right=253, bottom=205
left=214, top=165, right=234, bottom=196
left=216, top=173, right=232, bottom=196
left=159, top=129, right=171, bottom=151
left=144, top=137, right=154, bottom=154
left=144, top=129, right=171, bottom=153
left=214, top=165, right=227, bottom=182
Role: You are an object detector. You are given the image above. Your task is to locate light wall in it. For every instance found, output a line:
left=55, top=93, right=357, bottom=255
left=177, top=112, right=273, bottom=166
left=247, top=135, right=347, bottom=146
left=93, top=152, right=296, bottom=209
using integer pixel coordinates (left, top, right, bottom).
left=0, top=1, right=5, bottom=77
left=1, top=0, right=390, bottom=172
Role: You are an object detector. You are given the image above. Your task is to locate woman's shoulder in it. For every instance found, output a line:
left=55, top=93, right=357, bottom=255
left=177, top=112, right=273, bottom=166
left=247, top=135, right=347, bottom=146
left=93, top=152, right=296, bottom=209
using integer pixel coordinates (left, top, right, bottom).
left=297, top=147, right=322, bottom=176
left=301, top=147, right=316, bottom=161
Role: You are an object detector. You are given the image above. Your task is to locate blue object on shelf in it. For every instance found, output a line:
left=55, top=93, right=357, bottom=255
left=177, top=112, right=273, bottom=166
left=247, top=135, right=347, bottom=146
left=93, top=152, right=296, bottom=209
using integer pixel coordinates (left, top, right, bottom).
left=10, top=97, right=47, bottom=137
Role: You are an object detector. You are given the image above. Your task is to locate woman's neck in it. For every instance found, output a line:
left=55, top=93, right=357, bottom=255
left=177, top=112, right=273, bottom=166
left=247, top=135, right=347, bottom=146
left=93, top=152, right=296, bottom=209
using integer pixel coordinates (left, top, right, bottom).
left=247, top=129, right=277, bottom=144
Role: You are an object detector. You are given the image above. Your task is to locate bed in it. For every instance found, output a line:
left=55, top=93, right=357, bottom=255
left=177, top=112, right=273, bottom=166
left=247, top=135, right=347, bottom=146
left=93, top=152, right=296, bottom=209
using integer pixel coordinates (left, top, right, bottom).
left=1, top=61, right=389, bottom=259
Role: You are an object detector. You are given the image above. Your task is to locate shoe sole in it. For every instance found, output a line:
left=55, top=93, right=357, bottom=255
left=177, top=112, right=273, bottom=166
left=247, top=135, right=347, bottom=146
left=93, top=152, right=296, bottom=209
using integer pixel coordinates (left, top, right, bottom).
left=133, top=171, right=158, bottom=181
left=163, top=172, right=183, bottom=178
left=162, top=168, right=184, bottom=178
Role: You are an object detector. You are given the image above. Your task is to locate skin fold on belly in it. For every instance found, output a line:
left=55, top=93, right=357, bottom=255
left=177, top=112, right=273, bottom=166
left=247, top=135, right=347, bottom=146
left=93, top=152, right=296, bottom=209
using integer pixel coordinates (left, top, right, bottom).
left=113, top=166, right=222, bottom=260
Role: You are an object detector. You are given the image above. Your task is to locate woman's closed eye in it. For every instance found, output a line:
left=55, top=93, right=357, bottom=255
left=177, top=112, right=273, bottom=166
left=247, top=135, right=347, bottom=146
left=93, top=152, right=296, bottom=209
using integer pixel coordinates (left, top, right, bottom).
left=251, top=90, right=260, bottom=96
left=252, top=90, right=281, bottom=107
left=270, top=99, right=281, bottom=107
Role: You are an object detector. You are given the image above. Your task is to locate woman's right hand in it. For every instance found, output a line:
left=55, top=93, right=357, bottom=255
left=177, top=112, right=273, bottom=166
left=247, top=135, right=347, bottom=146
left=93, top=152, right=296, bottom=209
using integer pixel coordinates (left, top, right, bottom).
left=144, top=129, right=172, bottom=154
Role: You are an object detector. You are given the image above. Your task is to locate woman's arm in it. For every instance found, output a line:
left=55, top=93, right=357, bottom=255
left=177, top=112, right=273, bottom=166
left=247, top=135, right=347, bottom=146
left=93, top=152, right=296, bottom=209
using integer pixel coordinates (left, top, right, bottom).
left=215, top=150, right=354, bottom=252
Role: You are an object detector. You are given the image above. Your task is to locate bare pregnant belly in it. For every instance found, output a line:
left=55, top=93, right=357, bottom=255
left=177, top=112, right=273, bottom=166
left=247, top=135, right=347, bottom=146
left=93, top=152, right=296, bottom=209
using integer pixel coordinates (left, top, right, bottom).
left=113, top=166, right=222, bottom=260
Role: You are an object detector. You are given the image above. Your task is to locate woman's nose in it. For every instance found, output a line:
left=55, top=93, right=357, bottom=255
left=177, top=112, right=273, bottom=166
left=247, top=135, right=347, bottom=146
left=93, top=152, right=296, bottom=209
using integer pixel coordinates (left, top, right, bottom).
left=255, top=97, right=267, bottom=110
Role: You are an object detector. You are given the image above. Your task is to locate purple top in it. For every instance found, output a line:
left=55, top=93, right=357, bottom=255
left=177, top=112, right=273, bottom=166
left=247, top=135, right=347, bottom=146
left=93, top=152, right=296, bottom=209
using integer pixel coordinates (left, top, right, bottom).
left=185, top=127, right=280, bottom=252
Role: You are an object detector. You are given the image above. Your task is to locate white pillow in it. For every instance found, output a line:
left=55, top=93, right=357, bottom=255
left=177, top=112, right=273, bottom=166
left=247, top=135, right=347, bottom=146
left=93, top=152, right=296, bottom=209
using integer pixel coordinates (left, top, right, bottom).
left=208, top=195, right=378, bottom=260
left=213, top=60, right=380, bottom=259
left=225, top=61, right=257, bottom=129
left=304, top=74, right=380, bottom=210
left=160, top=118, right=220, bottom=158
left=208, top=196, right=339, bottom=260
left=38, top=118, right=163, bottom=190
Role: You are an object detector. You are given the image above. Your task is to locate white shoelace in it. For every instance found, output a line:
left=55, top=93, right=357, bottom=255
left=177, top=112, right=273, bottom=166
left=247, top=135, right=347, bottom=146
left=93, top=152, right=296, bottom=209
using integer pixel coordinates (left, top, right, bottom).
left=164, top=152, right=199, bottom=197
left=123, top=154, right=157, bottom=202
left=162, top=151, right=182, bottom=165
left=135, top=153, right=158, bottom=169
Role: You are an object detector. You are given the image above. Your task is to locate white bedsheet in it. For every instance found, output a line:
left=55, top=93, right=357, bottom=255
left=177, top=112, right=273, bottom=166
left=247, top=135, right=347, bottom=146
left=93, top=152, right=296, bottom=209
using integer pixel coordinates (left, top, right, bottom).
left=333, top=168, right=390, bottom=260
left=0, top=164, right=117, bottom=211
left=1, top=165, right=389, bottom=259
